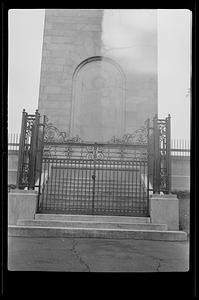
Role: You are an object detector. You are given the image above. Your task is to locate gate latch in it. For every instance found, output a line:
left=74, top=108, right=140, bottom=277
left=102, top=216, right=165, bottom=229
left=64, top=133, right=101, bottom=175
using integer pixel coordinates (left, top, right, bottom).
left=92, top=174, right=96, bottom=181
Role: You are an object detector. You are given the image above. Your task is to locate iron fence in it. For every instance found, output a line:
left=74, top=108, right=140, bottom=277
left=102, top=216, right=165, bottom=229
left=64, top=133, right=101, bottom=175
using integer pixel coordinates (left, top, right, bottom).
left=8, top=133, right=20, bottom=151
left=37, top=155, right=149, bottom=216
left=15, top=109, right=173, bottom=216
left=171, top=139, right=190, bottom=157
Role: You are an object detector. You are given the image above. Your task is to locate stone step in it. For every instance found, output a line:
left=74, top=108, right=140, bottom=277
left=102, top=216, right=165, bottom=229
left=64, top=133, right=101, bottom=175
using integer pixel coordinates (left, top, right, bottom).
left=8, top=225, right=187, bottom=241
left=17, top=219, right=168, bottom=230
left=35, top=213, right=151, bottom=223
left=37, top=208, right=148, bottom=217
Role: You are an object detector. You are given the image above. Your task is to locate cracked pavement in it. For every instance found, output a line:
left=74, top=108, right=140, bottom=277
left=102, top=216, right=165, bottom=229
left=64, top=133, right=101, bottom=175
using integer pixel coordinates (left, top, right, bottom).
left=8, top=237, right=189, bottom=272
left=70, top=239, right=90, bottom=272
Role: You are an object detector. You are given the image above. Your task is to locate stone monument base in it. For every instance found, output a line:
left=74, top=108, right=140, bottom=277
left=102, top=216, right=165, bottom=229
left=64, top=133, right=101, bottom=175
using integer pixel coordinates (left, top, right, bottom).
left=150, top=194, right=179, bottom=230
left=8, top=190, right=38, bottom=225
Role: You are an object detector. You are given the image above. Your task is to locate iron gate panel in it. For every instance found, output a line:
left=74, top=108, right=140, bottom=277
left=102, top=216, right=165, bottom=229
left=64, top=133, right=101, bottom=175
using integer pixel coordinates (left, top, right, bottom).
left=16, top=110, right=171, bottom=217
left=37, top=156, right=149, bottom=216
left=36, top=119, right=150, bottom=216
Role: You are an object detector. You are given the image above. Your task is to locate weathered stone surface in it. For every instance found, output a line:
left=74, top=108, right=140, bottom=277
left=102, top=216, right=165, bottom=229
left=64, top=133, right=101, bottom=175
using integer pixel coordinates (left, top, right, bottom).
left=71, top=58, right=125, bottom=142
left=150, top=194, right=179, bottom=230
left=42, top=57, right=66, bottom=65
left=41, top=64, right=64, bottom=72
left=44, top=86, right=68, bottom=94
left=8, top=190, right=38, bottom=225
left=38, top=9, right=157, bottom=139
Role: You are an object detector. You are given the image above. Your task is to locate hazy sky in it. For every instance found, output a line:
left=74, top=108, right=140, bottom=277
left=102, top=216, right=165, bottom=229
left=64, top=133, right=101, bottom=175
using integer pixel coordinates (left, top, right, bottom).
left=8, top=9, right=191, bottom=140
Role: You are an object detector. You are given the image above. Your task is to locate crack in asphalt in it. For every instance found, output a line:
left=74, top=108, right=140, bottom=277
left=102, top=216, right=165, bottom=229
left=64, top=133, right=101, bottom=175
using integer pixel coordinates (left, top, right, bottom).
left=156, top=260, right=161, bottom=272
left=71, top=239, right=91, bottom=272
left=124, top=248, right=164, bottom=272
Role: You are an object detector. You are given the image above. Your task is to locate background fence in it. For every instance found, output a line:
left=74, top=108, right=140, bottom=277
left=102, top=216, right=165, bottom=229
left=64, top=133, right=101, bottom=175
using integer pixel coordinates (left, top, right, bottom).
left=8, top=133, right=20, bottom=151
left=171, top=139, right=190, bottom=157
left=8, top=134, right=191, bottom=191
left=8, top=135, right=191, bottom=157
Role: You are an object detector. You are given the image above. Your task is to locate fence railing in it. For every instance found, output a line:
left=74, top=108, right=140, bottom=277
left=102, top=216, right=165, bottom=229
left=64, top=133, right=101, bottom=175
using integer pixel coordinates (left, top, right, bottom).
left=8, top=135, right=190, bottom=156
left=171, top=139, right=190, bottom=157
left=8, top=133, right=20, bottom=151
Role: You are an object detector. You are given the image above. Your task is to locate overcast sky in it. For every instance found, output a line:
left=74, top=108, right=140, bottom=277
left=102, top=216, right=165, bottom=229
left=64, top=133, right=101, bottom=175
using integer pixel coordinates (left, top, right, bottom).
left=8, top=9, right=191, bottom=140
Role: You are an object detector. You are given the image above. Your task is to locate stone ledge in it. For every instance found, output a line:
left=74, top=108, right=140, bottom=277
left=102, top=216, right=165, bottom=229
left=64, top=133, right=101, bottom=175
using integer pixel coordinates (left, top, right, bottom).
left=9, top=189, right=38, bottom=195
left=8, top=226, right=187, bottom=241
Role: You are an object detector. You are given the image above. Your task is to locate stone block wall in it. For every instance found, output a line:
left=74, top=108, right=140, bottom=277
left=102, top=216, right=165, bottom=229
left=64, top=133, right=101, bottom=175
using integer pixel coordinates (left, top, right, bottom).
left=38, top=9, right=103, bottom=132
left=38, top=9, right=157, bottom=140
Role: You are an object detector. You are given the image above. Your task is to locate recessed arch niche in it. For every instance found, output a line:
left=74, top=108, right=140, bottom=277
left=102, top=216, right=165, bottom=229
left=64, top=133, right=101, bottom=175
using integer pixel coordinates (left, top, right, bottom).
left=70, top=56, right=126, bottom=142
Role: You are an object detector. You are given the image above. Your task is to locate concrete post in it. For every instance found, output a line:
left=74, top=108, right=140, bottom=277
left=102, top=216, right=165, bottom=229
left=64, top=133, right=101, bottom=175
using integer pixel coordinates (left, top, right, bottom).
left=149, top=194, right=179, bottom=230
left=8, top=189, right=38, bottom=225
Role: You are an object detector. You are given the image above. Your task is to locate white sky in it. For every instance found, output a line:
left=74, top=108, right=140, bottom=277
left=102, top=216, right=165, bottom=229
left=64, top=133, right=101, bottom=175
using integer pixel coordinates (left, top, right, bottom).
left=8, top=9, right=191, bottom=140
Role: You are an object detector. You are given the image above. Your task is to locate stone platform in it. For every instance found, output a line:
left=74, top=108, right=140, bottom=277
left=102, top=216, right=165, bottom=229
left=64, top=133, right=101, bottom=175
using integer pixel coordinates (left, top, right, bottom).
left=8, top=214, right=187, bottom=241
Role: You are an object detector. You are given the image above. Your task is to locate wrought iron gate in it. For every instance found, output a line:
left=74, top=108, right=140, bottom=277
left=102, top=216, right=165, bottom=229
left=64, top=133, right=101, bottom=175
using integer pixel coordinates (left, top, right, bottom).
left=16, top=109, right=44, bottom=189
left=37, top=143, right=149, bottom=216
left=16, top=110, right=171, bottom=217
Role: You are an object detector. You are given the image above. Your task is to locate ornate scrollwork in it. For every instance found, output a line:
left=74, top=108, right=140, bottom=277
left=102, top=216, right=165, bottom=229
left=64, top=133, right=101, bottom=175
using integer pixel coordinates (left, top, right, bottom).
left=96, top=146, right=105, bottom=159
left=160, top=170, right=167, bottom=191
left=108, top=123, right=148, bottom=145
left=86, top=146, right=95, bottom=159
left=44, top=123, right=69, bottom=143
left=43, top=117, right=148, bottom=145
left=26, top=118, right=35, bottom=136
left=43, top=118, right=83, bottom=143
left=21, top=164, right=29, bottom=185
left=158, top=121, right=167, bottom=146
left=43, top=146, right=52, bottom=158
left=64, top=146, right=73, bottom=158
left=84, top=146, right=105, bottom=159
left=42, top=117, right=148, bottom=160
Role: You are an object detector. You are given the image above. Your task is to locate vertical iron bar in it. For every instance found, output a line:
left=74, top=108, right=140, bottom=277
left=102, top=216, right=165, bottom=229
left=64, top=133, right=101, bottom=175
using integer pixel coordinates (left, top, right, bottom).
left=13, top=133, right=16, bottom=151
left=61, top=159, right=65, bottom=212
left=84, top=159, right=88, bottom=212
left=58, top=159, right=61, bottom=211
left=112, top=160, right=115, bottom=215
left=92, top=144, right=97, bottom=214
left=153, top=114, right=160, bottom=193
left=16, top=109, right=26, bottom=188
left=73, top=159, right=76, bottom=212
left=88, top=158, right=91, bottom=213
left=46, top=158, right=50, bottom=211
left=68, top=159, right=72, bottom=212
left=135, top=159, right=138, bottom=216
left=37, top=128, right=44, bottom=209
left=33, top=110, right=40, bottom=189
left=167, top=114, right=171, bottom=193
left=127, top=161, right=131, bottom=215
left=77, top=158, right=80, bottom=212
left=36, top=118, right=45, bottom=212
left=105, top=159, right=108, bottom=215
left=66, top=158, right=69, bottom=212
left=146, top=118, right=150, bottom=215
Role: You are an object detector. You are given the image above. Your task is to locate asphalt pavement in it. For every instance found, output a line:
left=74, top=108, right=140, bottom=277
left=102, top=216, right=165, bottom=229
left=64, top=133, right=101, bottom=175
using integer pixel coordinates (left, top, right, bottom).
left=8, top=236, right=189, bottom=272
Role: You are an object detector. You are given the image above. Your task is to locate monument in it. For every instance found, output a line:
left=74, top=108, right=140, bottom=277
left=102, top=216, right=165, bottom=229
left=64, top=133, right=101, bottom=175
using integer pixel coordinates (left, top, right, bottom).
left=38, top=9, right=157, bottom=142
left=9, top=9, right=187, bottom=242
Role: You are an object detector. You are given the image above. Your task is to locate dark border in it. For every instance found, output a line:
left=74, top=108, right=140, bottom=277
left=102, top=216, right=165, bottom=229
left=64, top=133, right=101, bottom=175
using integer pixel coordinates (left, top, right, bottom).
left=2, top=2, right=198, bottom=299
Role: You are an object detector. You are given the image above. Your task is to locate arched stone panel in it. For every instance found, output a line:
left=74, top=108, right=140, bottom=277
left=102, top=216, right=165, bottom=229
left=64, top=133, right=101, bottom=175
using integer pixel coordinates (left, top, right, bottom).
left=70, top=56, right=126, bottom=142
